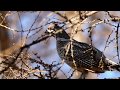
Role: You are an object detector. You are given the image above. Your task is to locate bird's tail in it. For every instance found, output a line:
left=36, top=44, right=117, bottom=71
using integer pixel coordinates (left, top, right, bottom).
left=105, top=58, right=120, bottom=72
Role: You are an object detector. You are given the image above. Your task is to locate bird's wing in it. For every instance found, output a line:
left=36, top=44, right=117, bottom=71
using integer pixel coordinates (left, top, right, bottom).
left=71, top=39, right=107, bottom=73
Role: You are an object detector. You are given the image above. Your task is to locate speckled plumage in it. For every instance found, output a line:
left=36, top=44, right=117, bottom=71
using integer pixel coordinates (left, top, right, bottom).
left=56, top=30, right=108, bottom=73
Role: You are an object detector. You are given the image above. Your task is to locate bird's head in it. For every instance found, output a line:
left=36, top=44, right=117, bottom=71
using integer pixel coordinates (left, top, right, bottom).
left=45, top=22, right=64, bottom=36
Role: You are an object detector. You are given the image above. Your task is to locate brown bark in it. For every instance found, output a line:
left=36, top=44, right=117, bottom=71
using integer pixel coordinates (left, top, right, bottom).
left=0, top=11, right=10, bottom=51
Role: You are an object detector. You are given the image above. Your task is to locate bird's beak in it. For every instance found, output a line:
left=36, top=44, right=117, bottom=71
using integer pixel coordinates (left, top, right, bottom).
left=45, top=30, right=49, bottom=35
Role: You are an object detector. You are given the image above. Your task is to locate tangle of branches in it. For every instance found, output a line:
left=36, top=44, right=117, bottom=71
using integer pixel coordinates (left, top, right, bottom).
left=0, top=11, right=120, bottom=79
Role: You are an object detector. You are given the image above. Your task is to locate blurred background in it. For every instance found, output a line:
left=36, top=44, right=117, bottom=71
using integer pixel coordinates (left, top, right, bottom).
left=0, top=11, right=120, bottom=79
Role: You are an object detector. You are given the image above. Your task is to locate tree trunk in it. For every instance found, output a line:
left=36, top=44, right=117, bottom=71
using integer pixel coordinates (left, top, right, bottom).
left=0, top=11, right=10, bottom=52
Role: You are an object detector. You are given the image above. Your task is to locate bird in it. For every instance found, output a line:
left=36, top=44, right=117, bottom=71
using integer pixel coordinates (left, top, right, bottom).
left=46, top=22, right=120, bottom=79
